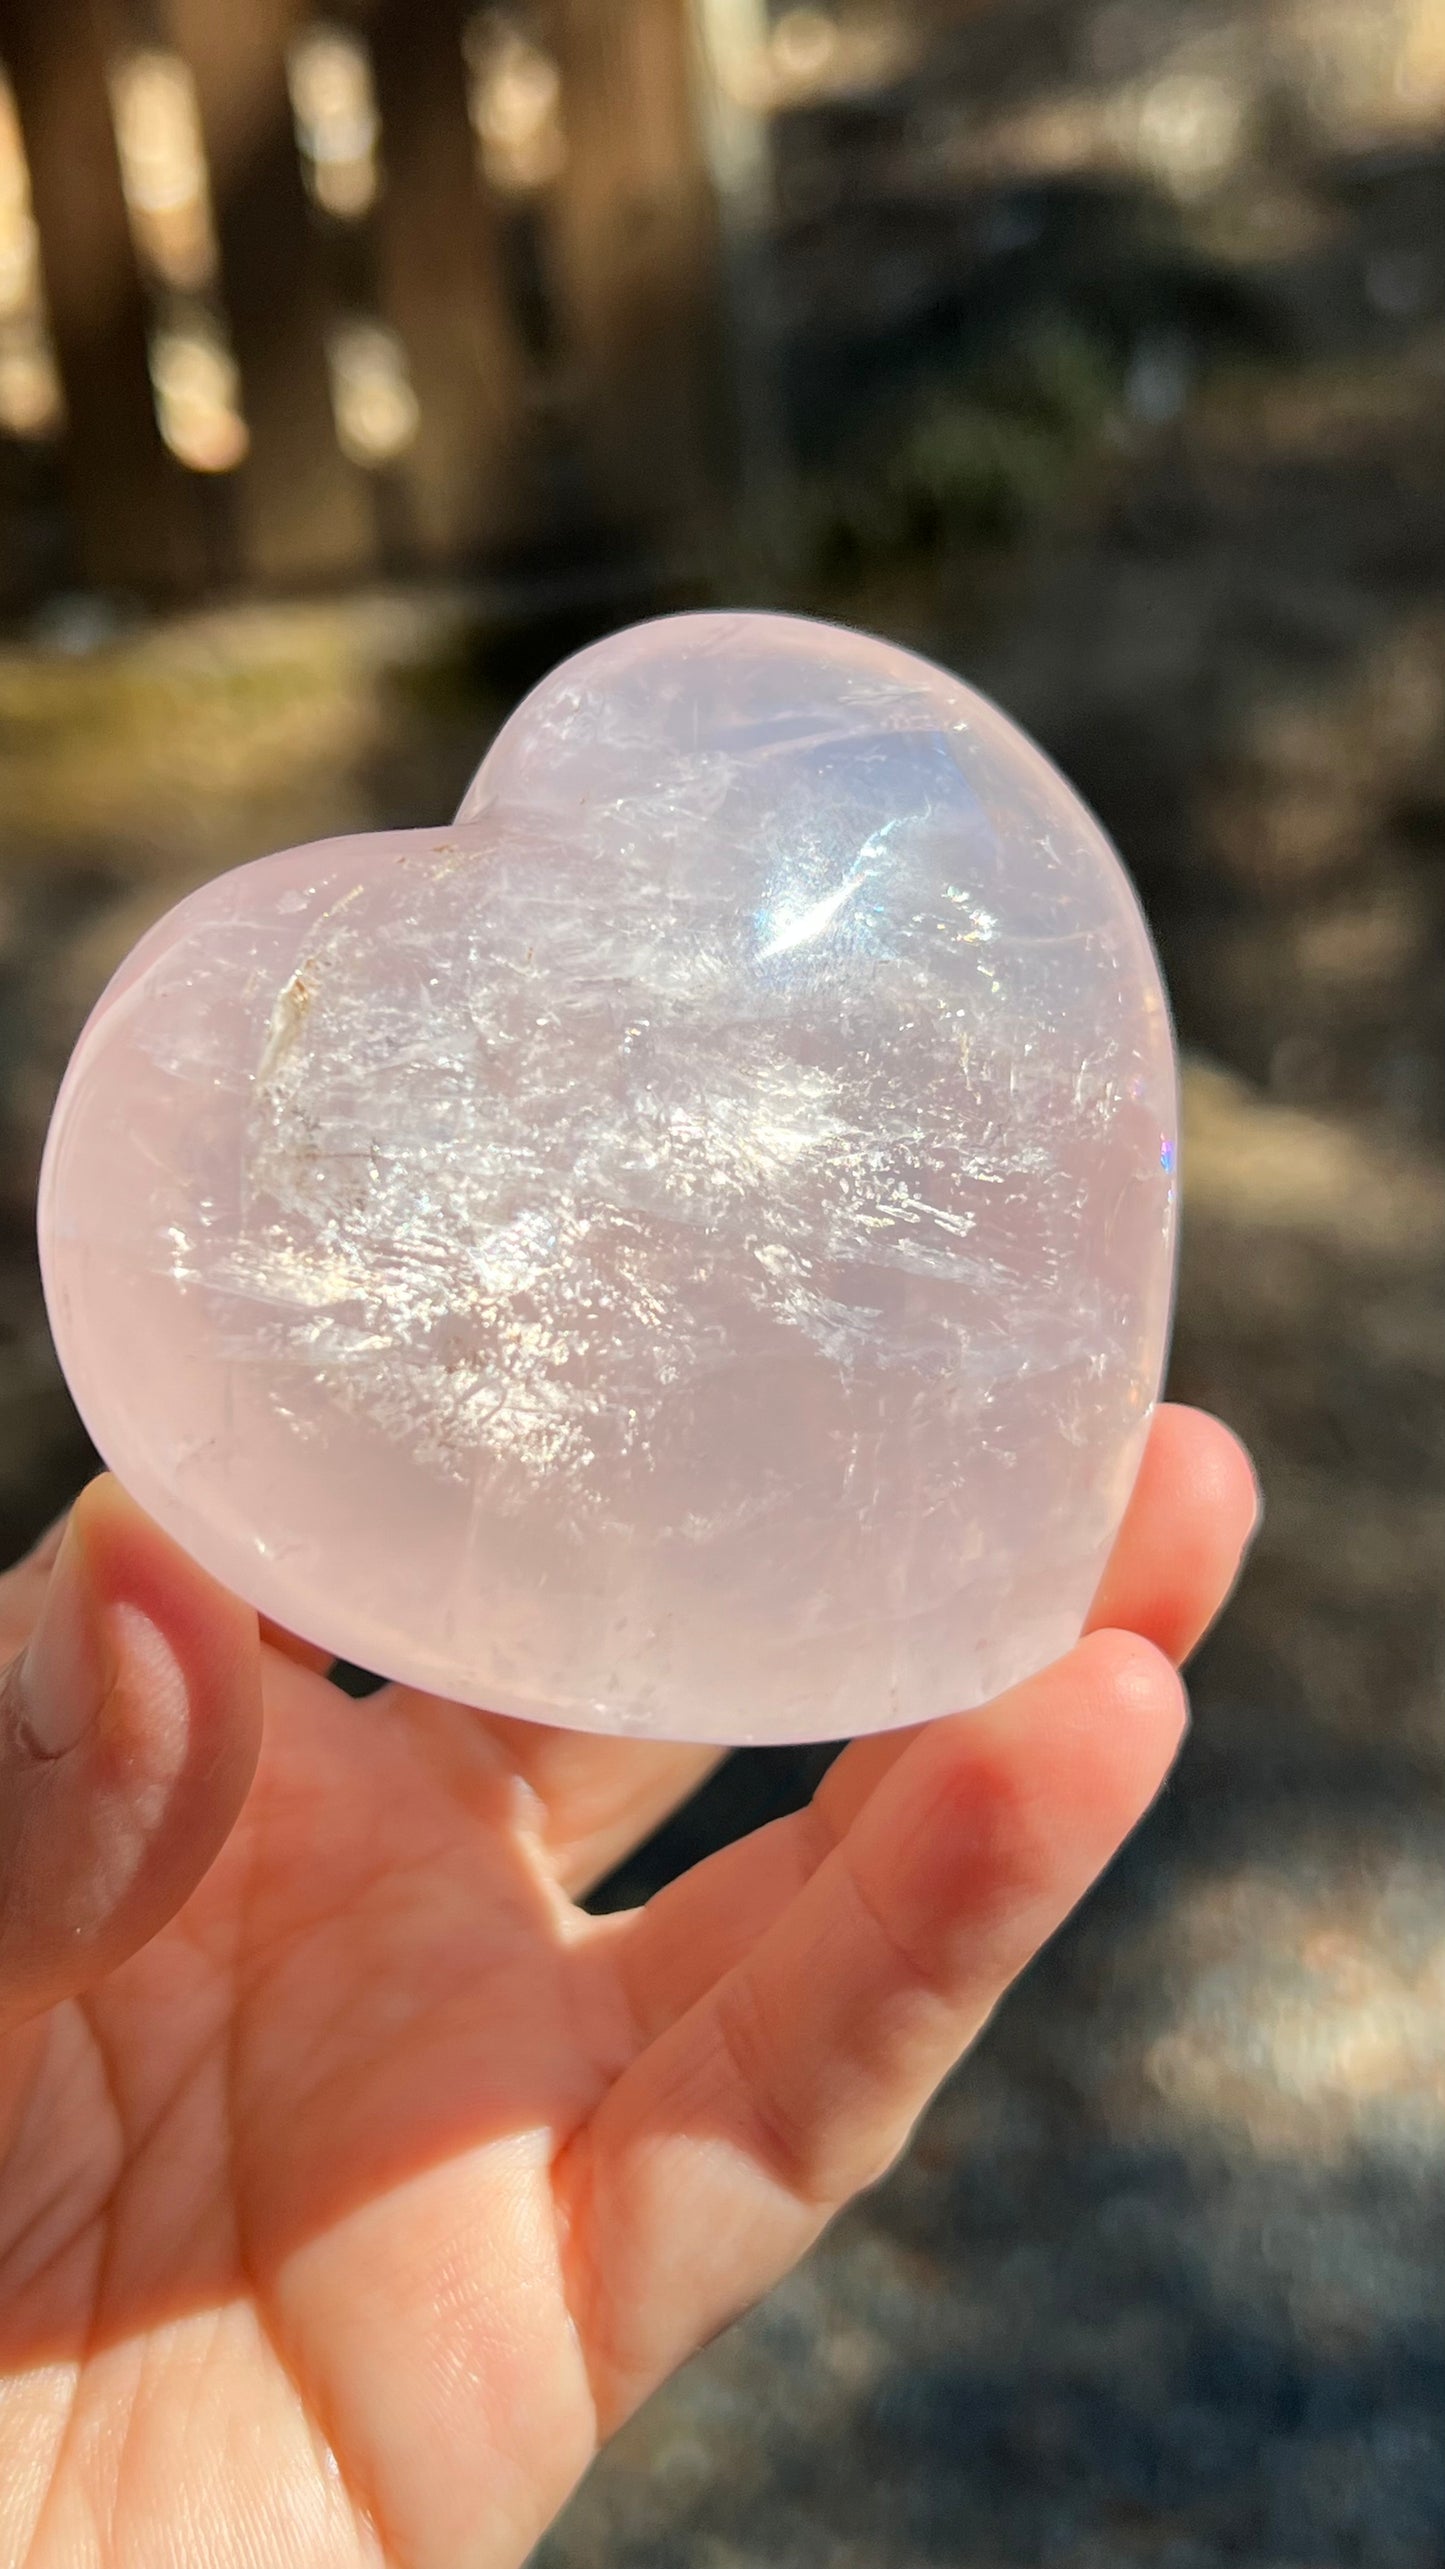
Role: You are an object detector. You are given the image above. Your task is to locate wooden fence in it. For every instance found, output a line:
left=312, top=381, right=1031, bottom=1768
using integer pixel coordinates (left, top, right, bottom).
left=0, top=0, right=723, bottom=603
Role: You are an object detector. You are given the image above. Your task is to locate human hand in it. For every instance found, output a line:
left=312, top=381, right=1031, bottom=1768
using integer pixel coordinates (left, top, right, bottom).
left=0, top=1405, right=1255, bottom=2567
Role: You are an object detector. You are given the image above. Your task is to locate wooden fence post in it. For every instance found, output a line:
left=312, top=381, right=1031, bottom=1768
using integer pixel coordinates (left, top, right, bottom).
left=162, top=0, right=377, bottom=588
left=1, top=0, right=211, bottom=593
left=544, top=0, right=722, bottom=555
left=364, top=0, right=536, bottom=568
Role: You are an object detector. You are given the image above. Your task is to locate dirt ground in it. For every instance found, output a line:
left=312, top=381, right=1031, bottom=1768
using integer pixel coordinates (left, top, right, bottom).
left=2, top=3, right=1445, bottom=2560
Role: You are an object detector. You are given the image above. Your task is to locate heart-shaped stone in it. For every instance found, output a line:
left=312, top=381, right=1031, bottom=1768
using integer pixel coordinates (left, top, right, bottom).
left=39, top=612, right=1176, bottom=1742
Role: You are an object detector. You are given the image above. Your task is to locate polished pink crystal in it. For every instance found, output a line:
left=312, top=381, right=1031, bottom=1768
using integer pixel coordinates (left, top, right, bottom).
left=39, top=612, right=1177, bottom=1742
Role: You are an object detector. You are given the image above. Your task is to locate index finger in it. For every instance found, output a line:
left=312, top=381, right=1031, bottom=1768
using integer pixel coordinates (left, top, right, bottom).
left=1086, top=1403, right=1259, bottom=1662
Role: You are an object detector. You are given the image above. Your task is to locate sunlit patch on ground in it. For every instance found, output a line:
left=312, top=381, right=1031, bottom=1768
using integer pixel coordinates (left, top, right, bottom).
left=1131, top=1859, right=1445, bottom=2161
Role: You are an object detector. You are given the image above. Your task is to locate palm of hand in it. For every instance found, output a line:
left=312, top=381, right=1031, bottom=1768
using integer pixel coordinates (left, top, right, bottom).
left=2, top=1653, right=715, bottom=2567
left=0, top=1409, right=1253, bottom=2569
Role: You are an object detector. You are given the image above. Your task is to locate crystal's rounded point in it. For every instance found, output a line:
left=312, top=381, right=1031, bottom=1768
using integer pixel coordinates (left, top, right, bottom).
left=39, top=611, right=1177, bottom=1743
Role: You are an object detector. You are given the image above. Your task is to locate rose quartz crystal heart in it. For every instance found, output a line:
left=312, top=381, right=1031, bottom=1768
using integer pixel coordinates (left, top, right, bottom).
left=39, top=611, right=1176, bottom=1743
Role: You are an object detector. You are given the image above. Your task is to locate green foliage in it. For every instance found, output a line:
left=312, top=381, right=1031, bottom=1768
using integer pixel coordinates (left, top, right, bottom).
left=776, top=317, right=1123, bottom=585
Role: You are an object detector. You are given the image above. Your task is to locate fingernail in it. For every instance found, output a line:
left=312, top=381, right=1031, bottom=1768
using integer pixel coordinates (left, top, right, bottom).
left=16, top=1517, right=114, bottom=1757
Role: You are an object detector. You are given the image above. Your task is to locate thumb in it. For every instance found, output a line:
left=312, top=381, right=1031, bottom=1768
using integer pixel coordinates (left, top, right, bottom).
left=0, top=1477, right=263, bottom=2030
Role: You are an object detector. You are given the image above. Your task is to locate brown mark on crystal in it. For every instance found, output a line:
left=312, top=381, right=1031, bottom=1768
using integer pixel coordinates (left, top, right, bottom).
left=392, top=839, right=476, bottom=882
left=256, top=962, right=317, bottom=1090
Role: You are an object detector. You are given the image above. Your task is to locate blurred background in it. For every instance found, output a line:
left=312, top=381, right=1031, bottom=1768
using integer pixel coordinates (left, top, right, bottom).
left=2, top=0, right=1444, bottom=2559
